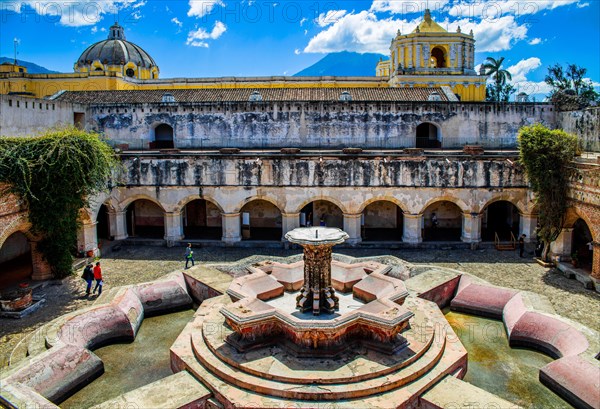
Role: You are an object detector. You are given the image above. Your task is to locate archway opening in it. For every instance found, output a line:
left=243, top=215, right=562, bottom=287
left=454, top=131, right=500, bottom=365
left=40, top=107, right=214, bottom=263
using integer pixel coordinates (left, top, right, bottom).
left=572, top=218, right=593, bottom=271
left=362, top=201, right=403, bottom=241
left=184, top=199, right=222, bottom=240
left=153, top=124, right=174, bottom=149
left=301, top=200, right=343, bottom=229
left=125, top=200, right=165, bottom=239
left=481, top=201, right=520, bottom=242
left=240, top=200, right=282, bottom=241
left=430, top=47, right=446, bottom=68
left=96, top=204, right=111, bottom=241
left=416, top=123, right=441, bottom=149
left=0, top=232, right=32, bottom=289
left=423, top=201, right=462, bottom=241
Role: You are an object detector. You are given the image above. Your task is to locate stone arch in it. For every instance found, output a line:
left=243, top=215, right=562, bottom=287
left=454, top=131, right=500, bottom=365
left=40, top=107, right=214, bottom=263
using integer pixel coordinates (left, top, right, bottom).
left=234, top=196, right=284, bottom=215
left=564, top=206, right=598, bottom=241
left=293, top=196, right=349, bottom=215
left=240, top=199, right=283, bottom=241
left=0, top=214, right=33, bottom=251
left=361, top=200, right=405, bottom=242
left=124, top=198, right=166, bottom=239
left=480, top=199, right=521, bottom=242
left=357, top=196, right=409, bottom=214
left=421, top=199, right=464, bottom=242
left=430, top=46, right=447, bottom=68
left=174, top=195, right=225, bottom=215
left=179, top=196, right=224, bottom=240
left=419, top=196, right=470, bottom=215
left=119, top=194, right=166, bottom=213
left=151, top=123, right=174, bottom=149
left=480, top=194, right=527, bottom=215
left=415, top=122, right=442, bottom=148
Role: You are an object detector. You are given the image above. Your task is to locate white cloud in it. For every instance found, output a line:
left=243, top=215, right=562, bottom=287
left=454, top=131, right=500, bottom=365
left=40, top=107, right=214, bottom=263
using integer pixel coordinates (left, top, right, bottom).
left=300, top=17, right=307, bottom=26
left=6, top=0, right=145, bottom=27
left=304, top=11, right=414, bottom=54
left=304, top=29, right=308, bottom=36
left=528, top=38, right=542, bottom=45
left=444, top=16, right=527, bottom=52
left=171, top=17, right=183, bottom=27
left=186, top=21, right=227, bottom=47
left=507, top=57, right=541, bottom=82
left=370, top=1, right=450, bottom=15
left=188, top=0, right=224, bottom=18
left=577, top=2, right=590, bottom=8
left=91, top=26, right=98, bottom=34
left=294, top=48, right=301, bottom=55
left=315, top=10, right=348, bottom=27
left=447, top=0, right=582, bottom=18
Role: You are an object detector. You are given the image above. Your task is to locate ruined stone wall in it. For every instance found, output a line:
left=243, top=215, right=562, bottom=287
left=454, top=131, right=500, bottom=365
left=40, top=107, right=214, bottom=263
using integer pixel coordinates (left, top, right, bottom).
left=86, top=102, right=556, bottom=150
left=120, top=154, right=527, bottom=190
left=558, top=107, right=600, bottom=152
left=0, top=95, right=85, bottom=137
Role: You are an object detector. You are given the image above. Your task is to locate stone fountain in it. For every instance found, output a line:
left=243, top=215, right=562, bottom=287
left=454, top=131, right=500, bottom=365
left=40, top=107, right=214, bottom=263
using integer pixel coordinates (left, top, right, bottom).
left=286, top=227, right=348, bottom=315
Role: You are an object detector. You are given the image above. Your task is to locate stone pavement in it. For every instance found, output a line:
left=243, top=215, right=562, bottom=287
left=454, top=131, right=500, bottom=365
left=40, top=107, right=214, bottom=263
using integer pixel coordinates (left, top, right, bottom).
left=1, top=244, right=599, bottom=368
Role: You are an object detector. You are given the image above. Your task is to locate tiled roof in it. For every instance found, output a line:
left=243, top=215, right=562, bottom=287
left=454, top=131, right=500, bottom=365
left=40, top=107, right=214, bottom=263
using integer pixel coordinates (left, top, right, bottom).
left=54, top=87, right=450, bottom=104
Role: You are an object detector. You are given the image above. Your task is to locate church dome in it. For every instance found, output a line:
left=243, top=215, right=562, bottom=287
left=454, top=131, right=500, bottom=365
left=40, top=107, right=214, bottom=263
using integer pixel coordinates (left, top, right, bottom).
left=75, top=23, right=158, bottom=79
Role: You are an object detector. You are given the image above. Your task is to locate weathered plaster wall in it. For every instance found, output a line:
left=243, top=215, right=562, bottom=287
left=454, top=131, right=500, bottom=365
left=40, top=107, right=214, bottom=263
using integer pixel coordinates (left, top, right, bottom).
left=0, top=95, right=85, bottom=137
left=240, top=200, right=282, bottom=228
left=86, top=102, right=556, bottom=150
left=364, top=201, right=398, bottom=228
left=423, top=201, right=463, bottom=229
left=558, top=107, right=600, bottom=152
left=133, top=200, right=164, bottom=226
left=121, top=154, right=527, bottom=190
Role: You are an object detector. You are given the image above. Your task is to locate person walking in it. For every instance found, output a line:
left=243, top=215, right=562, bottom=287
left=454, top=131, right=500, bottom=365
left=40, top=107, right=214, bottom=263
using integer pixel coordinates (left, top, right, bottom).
left=92, top=262, right=103, bottom=295
left=185, top=243, right=195, bottom=269
left=81, top=263, right=94, bottom=296
left=518, top=234, right=526, bottom=258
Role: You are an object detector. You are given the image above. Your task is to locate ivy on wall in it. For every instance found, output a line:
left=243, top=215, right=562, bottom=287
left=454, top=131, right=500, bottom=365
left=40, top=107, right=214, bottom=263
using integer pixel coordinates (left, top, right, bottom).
left=518, top=124, right=578, bottom=261
left=0, top=128, right=118, bottom=277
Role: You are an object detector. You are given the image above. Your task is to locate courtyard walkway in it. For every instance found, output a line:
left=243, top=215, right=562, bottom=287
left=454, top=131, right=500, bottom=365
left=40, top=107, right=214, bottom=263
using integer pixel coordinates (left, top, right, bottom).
left=1, top=245, right=598, bottom=367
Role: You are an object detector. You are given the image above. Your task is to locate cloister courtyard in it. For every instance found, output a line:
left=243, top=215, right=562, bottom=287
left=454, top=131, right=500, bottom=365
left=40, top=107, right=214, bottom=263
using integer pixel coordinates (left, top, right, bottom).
left=2, top=243, right=599, bottom=370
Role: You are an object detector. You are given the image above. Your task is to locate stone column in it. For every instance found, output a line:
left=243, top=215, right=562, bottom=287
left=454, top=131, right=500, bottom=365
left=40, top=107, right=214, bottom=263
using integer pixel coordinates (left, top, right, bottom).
left=108, top=210, right=127, bottom=240
left=343, top=213, right=362, bottom=245
left=591, top=242, right=600, bottom=280
left=164, top=212, right=183, bottom=246
left=281, top=213, right=300, bottom=239
left=222, top=212, right=242, bottom=244
left=519, top=213, right=538, bottom=243
left=77, top=221, right=99, bottom=256
left=550, top=228, right=573, bottom=257
left=461, top=213, right=481, bottom=244
left=402, top=213, right=422, bottom=244
left=30, top=240, right=52, bottom=281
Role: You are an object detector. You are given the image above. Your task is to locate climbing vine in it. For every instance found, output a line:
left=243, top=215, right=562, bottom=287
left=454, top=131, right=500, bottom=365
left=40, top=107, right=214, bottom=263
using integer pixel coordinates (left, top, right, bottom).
left=518, top=124, right=578, bottom=261
left=0, top=127, right=118, bottom=277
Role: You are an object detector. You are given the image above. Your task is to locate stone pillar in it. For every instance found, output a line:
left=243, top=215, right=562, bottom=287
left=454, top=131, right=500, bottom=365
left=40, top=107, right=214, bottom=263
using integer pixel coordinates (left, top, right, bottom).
left=402, top=214, right=422, bottom=244
left=222, top=213, right=242, bottom=244
left=164, top=212, right=183, bottom=246
left=519, top=213, right=538, bottom=243
left=30, top=240, right=52, bottom=281
left=550, top=228, right=573, bottom=257
left=591, top=242, right=600, bottom=280
left=282, top=213, right=300, bottom=239
left=108, top=210, right=128, bottom=240
left=77, top=221, right=99, bottom=256
left=461, top=213, right=481, bottom=244
left=343, top=213, right=362, bottom=245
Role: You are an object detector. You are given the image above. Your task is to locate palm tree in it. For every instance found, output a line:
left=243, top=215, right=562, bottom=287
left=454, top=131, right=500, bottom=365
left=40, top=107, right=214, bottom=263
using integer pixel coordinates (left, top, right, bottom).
left=482, top=57, right=512, bottom=102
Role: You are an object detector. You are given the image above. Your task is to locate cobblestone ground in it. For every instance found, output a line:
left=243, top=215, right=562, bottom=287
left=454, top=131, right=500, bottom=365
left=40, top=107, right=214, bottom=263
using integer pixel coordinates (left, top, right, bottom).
left=1, top=245, right=598, bottom=368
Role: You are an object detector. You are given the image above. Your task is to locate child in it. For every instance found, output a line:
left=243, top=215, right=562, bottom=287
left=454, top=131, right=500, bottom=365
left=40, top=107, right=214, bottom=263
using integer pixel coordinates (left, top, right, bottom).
left=93, top=262, right=103, bottom=295
left=185, top=243, right=195, bottom=269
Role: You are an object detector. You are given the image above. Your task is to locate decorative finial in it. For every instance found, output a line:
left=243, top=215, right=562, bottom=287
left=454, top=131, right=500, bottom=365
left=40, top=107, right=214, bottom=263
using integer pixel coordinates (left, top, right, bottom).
left=469, top=29, right=473, bottom=36
left=457, top=25, right=461, bottom=33
left=397, top=29, right=401, bottom=36
left=415, top=26, right=420, bottom=33
left=424, top=9, right=432, bottom=22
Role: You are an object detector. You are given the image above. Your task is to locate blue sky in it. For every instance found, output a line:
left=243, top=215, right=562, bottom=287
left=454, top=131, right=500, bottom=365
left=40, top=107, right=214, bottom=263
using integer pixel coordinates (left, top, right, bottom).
left=1, top=0, right=598, bottom=99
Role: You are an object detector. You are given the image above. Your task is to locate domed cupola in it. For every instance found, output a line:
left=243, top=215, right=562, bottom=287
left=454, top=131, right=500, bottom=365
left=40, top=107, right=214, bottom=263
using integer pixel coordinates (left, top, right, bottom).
left=74, top=23, right=159, bottom=80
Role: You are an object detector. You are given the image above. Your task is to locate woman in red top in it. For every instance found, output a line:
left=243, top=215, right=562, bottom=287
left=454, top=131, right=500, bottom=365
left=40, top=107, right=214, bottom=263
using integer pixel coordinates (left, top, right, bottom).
left=93, top=262, right=103, bottom=295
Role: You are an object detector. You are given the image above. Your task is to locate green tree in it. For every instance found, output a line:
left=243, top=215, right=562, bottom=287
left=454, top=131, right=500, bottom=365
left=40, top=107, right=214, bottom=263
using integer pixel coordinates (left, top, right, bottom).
left=482, top=56, right=513, bottom=102
left=0, top=128, right=118, bottom=277
left=545, top=63, right=599, bottom=109
left=518, top=124, right=579, bottom=261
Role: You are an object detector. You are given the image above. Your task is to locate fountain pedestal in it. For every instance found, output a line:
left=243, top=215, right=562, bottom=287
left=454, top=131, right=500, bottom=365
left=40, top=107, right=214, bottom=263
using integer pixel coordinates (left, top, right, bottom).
left=285, top=227, right=349, bottom=315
